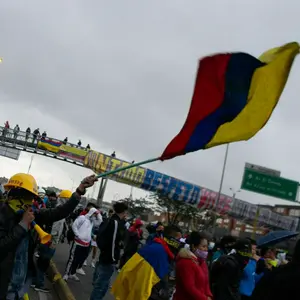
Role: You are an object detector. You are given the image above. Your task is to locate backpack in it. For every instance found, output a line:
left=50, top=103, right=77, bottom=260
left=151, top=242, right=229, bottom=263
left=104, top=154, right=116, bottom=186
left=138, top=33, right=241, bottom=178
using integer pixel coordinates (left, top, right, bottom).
left=96, top=219, right=111, bottom=250
left=210, top=254, right=240, bottom=282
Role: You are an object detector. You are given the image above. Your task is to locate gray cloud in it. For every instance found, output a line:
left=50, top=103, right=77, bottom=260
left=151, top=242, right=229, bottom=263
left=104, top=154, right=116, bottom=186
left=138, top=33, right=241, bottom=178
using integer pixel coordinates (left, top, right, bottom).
left=0, top=0, right=300, bottom=206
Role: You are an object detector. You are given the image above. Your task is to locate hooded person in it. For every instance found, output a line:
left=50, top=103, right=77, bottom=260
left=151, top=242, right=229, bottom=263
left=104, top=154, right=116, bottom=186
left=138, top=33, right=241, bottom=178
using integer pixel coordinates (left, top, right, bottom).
left=32, top=188, right=46, bottom=211
left=63, top=207, right=99, bottom=282
left=50, top=189, right=72, bottom=245
left=239, top=238, right=259, bottom=299
left=89, top=208, right=103, bottom=268
left=211, top=238, right=252, bottom=300
left=212, top=235, right=237, bottom=262
left=77, top=203, right=103, bottom=270
left=119, top=218, right=144, bottom=269
left=146, top=222, right=164, bottom=244
left=251, top=239, right=300, bottom=300
left=0, top=173, right=97, bottom=300
left=112, top=225, right=182, bottom=300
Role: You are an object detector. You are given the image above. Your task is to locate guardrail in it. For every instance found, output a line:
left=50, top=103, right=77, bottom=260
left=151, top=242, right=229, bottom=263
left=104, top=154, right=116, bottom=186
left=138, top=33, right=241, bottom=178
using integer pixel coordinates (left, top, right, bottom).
left=0, top=126, right=87, bottom=166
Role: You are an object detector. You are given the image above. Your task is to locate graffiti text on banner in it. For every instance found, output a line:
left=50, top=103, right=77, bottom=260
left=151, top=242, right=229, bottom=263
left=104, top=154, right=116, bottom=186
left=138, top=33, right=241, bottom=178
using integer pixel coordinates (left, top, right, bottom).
left=198, top=189, right=232, bottom=215
left=83, top=150, right=299, bottom=231
left=140, top=169, right=201, bottom=204
left=84, top=151, right=146, bottom=187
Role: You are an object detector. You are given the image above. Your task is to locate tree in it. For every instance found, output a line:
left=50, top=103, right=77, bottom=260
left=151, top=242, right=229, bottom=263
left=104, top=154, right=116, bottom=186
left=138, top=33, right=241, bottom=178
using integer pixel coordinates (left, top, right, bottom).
left=121, top=197, right=154, bottom=217
left=150, top=192, right=202, bottom=228
left=197, top=210, right=216, bottom=231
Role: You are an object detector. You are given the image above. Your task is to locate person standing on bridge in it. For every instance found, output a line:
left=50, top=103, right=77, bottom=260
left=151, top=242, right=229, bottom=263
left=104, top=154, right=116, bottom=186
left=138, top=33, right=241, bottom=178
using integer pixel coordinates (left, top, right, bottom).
left=25, top=127, right=31, bottom=140
left=0, top=173, right=98, bottom=300
left=41, top=131, right=47, bottom=140
left=13, top=125, right=20, bottom=140
left=32, top=128, right=40, bottom=144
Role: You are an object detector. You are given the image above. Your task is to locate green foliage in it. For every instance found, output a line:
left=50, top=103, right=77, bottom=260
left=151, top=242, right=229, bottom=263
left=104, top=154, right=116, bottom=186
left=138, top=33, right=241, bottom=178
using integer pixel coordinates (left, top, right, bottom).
left=150, top=192, right=202, bottom=225
left=121, top=197, right=153, bottom=217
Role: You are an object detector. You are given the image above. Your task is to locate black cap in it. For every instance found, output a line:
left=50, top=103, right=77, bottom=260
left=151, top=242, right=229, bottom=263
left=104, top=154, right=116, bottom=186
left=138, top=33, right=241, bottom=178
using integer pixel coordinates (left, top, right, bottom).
left=235, top=238, right=252, bottom=253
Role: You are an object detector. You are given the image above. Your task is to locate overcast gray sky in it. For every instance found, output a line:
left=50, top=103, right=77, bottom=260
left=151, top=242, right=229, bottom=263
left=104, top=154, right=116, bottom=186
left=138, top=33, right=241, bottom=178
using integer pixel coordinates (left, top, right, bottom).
left=0, top=0, right=300, bottom=206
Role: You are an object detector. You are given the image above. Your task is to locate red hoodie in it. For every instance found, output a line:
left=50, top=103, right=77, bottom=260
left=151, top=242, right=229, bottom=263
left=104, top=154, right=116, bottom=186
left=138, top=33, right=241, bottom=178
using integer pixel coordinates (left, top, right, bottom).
left=173, top=248, right=213, bottom=300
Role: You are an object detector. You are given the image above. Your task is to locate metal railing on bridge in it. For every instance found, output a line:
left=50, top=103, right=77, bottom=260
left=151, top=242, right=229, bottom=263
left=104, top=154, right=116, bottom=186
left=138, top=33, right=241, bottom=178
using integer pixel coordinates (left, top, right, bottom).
left=0, top=126, right=87, bottom=166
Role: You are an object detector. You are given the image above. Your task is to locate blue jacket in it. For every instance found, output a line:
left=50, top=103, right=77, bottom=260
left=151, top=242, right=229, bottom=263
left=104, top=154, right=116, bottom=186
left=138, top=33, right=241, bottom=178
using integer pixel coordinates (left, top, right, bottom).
left=239, top=258, right=257, bottom=296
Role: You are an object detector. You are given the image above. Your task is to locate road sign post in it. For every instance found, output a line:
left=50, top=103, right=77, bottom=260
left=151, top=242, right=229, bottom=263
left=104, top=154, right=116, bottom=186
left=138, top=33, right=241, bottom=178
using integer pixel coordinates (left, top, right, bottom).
left=241, top=168, right=299, bottom=202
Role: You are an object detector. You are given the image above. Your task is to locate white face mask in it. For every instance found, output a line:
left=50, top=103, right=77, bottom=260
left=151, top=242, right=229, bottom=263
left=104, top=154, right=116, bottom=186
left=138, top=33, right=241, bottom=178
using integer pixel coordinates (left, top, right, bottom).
left=208, top=242, right=215, bottom=250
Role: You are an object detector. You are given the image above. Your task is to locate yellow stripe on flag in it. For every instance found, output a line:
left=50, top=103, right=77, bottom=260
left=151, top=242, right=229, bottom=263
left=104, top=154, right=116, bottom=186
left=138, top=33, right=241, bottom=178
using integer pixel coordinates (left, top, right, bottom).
left=206, top=42, right=299, bottom=148
left=111, top=253, right=160, bottom=300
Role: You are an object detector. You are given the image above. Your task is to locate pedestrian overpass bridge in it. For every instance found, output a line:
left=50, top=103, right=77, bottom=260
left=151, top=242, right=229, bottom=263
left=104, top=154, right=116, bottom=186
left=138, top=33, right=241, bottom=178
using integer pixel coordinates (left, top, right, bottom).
left=0, top=125, right=298, bottom=231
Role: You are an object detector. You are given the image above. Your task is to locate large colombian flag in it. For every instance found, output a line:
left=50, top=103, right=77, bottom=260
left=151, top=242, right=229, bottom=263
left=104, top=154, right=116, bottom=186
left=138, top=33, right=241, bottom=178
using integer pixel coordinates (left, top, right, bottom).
left=111, top=239, right=174, bottom=300
left=160, top=42, right=299, bottom=160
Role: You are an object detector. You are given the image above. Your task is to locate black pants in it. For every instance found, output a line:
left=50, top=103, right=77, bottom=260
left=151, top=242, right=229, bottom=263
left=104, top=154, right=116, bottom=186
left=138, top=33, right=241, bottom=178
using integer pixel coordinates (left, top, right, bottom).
left=64, top=242, right=90, bottom=275
left=78, top=243, right=92, bottom=269
left=241, top=296, right=251, bottom=300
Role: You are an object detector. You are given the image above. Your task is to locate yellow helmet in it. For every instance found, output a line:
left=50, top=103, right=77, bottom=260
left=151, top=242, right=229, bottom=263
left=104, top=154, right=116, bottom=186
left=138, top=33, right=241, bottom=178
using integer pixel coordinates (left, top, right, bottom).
left=59, top=190, right=72, bottom=199
left=4, top=173, right=38, bottom=196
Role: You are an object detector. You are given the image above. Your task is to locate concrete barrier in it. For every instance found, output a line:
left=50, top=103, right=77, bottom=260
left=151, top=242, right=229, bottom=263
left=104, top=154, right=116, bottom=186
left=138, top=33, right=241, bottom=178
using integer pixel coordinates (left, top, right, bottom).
left=48, top=260, right=76, bottom=300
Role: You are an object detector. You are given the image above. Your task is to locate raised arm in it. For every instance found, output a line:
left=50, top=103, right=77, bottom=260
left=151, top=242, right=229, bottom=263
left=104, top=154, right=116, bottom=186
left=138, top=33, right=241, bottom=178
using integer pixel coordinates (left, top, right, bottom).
left=35, top=175, right=98, bottom=225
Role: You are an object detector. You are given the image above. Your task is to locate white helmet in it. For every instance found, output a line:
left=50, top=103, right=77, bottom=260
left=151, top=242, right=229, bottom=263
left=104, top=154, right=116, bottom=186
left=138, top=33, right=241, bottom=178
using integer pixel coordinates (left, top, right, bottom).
left=38, top=187, right=46, bottom=197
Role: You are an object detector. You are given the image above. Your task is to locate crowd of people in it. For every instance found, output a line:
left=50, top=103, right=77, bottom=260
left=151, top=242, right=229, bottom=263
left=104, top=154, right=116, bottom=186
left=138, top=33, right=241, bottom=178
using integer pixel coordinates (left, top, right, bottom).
left=1, top=121, right=91, bottom=150
left=0, top=171, right=300, bottom=300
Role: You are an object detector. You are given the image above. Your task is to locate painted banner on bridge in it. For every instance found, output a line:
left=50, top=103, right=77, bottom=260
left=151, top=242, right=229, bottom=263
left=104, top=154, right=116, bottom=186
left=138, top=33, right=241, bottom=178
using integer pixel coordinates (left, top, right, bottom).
left=1, top=126, right=297, bottom=231
left=84, top=150, right=299, bottom=231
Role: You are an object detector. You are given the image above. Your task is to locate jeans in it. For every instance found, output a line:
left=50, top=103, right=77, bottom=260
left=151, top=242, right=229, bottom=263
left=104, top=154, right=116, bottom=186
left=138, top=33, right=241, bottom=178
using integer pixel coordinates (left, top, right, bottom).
left=90, top=263, right=115, bottom=300
left=32, top=267, right=44, bottom=288
left=33, top=244, right=55, bottom=287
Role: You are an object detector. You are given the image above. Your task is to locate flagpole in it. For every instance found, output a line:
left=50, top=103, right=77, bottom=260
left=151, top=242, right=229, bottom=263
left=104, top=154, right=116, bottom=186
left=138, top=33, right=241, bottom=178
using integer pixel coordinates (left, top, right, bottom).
left=212, top=143, right=230, bottom=236
left=96, top=157, right=159, bottom=179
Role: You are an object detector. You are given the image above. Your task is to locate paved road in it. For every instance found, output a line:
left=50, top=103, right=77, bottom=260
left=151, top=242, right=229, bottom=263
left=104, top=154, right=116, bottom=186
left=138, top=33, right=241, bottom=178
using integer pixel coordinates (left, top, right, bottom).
left=28, top=281, right=58, bottom=300
left=53, top=243, right=116, bottom=300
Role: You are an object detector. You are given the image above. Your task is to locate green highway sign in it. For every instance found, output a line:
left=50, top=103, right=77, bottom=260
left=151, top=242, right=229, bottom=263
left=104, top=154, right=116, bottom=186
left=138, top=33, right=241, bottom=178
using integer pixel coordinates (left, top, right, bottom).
left=241, top=168, right=299, bottom=202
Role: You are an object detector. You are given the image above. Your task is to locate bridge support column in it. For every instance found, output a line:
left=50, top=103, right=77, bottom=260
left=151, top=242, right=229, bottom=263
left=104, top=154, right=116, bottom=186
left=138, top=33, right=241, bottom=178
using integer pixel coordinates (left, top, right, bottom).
left=97, top=178, right=108, bottom=208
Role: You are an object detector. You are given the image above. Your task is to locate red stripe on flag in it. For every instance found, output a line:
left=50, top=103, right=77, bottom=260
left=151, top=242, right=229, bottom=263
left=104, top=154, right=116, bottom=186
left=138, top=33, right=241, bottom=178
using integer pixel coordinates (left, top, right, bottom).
left=160, top=53, right=231, bottom=160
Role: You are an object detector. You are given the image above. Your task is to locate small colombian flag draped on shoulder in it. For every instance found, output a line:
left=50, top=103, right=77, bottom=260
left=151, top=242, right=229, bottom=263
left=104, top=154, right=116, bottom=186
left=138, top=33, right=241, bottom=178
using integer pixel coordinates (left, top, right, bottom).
left=160, top=42, right=299, bottom=160
left=111, top=240, right=172, bottom=300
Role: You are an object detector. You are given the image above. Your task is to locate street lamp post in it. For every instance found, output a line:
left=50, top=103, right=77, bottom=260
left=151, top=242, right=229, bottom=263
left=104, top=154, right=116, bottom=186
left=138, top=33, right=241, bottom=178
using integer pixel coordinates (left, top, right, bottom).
left=229, top=188, right=241, bottom=201
left=211, top=144, right=230, bottom=236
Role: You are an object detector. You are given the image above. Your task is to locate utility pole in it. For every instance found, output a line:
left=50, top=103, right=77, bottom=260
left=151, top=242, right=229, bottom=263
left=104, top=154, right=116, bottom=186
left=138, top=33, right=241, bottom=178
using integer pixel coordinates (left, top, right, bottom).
left=27, top=155, right=34, bottom=174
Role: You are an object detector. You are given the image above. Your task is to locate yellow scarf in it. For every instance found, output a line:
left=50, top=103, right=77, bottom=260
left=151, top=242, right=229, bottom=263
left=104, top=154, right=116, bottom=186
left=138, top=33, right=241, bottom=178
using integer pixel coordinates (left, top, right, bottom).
left=8, top=199, right=33, bottom=212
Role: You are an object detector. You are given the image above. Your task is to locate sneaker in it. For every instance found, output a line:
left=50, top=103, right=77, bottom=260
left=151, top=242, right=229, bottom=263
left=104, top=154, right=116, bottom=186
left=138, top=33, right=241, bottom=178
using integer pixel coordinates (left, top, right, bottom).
left=83, top=260, right=87, bottom=266
left=34, top=252, right=40, bottom=258
left=91, top=261, right=96, bottom=268
left=34, top=286, right=50, bottom=293
left=30, top=284, right=36, bottom=288
left=63, top=275, right=68, bottom=281
left=69, top=274, right=80, bottom=282
left=76, top=268, right=86, bottom=276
